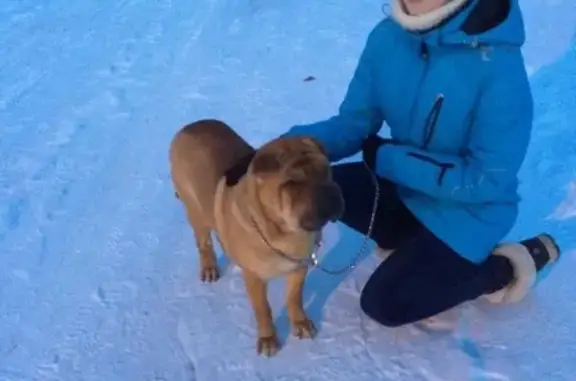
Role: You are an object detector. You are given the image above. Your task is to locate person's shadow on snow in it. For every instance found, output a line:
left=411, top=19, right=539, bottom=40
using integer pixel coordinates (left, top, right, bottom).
left=274, top=221, right=377, bottom=342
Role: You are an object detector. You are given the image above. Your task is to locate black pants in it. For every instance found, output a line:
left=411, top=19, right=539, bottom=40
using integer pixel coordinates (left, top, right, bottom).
left=332, top=162, right=515, bottom=327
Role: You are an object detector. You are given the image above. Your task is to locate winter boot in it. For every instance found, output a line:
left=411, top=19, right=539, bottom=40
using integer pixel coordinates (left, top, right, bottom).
left=483, top=233, right=561, bottom=304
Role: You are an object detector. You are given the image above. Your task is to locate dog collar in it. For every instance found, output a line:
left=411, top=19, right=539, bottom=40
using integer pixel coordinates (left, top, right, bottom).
left=248, top=215, right=321, bottom=269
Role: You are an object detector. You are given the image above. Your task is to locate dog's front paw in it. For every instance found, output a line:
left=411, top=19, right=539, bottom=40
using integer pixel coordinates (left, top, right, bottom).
left=292, top=318, right=317, bottom=339
left=200, top=265, right=220, bottom=283
left=257, top=334, right=280, bottom=357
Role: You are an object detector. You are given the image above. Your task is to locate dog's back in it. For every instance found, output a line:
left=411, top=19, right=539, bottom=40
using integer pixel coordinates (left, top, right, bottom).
left=169, top=119, right=253, bottom=228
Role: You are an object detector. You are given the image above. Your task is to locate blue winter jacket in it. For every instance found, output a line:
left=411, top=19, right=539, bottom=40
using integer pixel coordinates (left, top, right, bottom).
left=283, top=0, right=534, bottom=263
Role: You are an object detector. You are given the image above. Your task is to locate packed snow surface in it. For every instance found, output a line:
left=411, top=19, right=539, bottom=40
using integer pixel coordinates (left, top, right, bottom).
left=1, top=0, right=575, bottom=380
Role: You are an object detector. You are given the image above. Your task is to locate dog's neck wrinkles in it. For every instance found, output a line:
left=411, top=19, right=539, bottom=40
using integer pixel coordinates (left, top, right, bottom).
left=243, top=175, right=287, bottom=240
left=216, top=176, right=316, bottom=271
left=214, top=177, right=279, bottom=248
left=233, top=179, right=292, bottom=249
left=245, top=178, right=318, bottom=257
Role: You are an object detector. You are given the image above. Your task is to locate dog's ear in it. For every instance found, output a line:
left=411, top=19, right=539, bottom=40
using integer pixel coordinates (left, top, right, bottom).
left=225, top=152, right=255, bottom=186
left=302, top=137, right=328, bottom=157
left=251, top=151, right=281, bottom=176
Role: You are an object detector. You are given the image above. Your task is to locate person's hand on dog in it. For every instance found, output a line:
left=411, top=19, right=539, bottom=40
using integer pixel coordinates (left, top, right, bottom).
left=362, top=134, right=396, bottom=171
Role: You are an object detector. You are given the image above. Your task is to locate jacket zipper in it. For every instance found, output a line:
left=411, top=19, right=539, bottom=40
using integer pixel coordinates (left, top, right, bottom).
left=408, top=42, right=431, bottom=140
left=421, top=94, right=444, bottom=149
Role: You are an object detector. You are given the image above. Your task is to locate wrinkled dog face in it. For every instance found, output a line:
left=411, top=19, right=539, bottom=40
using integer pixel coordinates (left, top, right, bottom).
left=250, top=137, right=344, bottom=232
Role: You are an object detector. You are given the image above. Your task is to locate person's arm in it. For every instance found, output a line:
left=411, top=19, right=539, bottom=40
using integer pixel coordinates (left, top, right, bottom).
left=375, top=63, right=533, bottom=204
left=282, top=24, right=385, bottom=162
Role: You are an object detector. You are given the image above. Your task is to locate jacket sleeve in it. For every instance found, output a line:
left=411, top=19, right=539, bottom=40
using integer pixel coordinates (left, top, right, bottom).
left=282, top=24, right=385, bottom=162
left=375, top=68, right=534, bottom=204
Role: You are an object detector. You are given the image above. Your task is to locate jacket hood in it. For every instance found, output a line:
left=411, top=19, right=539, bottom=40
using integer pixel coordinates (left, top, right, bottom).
left=391, top=0, right=526, bottom=47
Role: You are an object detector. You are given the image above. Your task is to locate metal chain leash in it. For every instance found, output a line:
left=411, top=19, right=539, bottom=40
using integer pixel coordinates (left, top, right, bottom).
left=310, top=160, right=380, bottom=275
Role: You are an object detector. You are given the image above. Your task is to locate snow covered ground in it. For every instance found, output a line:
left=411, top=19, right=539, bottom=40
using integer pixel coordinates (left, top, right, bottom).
left=1, top=0, right=575, bottom=380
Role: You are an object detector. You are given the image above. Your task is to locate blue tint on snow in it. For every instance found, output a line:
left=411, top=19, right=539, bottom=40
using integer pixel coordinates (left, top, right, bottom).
left=0, top=1, right=575, bottom=380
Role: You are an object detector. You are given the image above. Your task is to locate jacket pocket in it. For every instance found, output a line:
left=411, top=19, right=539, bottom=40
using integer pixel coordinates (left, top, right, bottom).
left=421, top=94, right=444, bottom=149
left=407, top=152, right=455, bottom=186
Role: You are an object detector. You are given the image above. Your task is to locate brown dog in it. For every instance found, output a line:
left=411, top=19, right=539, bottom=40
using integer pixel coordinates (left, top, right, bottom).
left=169, top=119, right=344, bottom=356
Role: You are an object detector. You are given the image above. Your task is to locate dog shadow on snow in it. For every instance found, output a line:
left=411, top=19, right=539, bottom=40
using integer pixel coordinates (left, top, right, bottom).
left=273, top=221, right=376, bottom=342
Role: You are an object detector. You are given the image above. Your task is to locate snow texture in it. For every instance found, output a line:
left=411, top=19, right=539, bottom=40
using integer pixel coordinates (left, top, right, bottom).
left=0, top=0, right=575, bottom=380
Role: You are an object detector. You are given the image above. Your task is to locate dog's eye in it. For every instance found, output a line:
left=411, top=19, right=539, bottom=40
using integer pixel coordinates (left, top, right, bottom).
left=282, top=179, right=300, bottom=189
left=281, top=180, right=307, bottom=202
left=282, top=179, right=308, bottom=195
